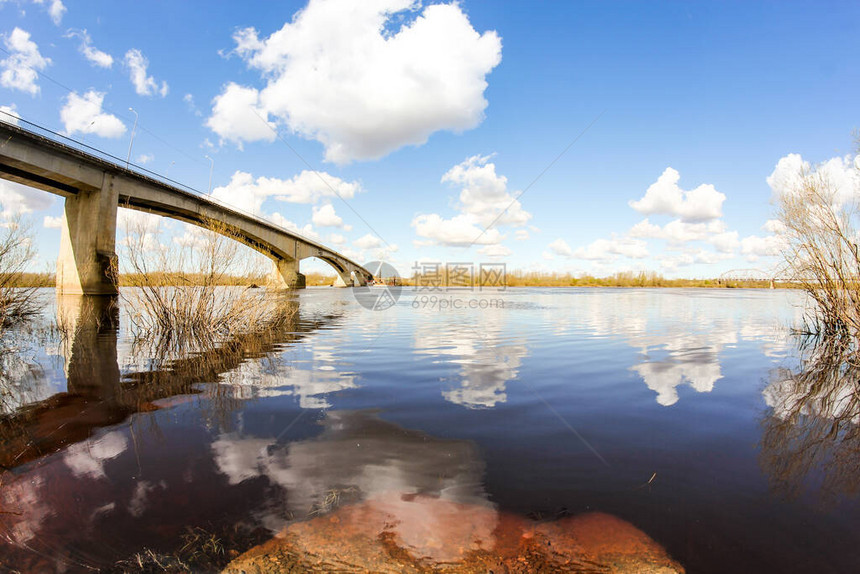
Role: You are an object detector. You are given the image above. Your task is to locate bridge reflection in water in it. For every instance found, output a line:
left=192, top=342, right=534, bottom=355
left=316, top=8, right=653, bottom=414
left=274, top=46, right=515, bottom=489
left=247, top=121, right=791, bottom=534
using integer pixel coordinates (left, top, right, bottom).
left=0, top=293, right=318, bottom=470
left=0, top=292, right=344, bottom=569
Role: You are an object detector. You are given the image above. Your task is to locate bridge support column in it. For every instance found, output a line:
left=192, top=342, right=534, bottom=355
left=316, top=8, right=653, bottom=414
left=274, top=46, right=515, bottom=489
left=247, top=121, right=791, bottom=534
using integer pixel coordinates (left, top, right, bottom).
left=270, top=258, right=306, bottom=289
left=333, top=269, right=367, bottom=287
left=56, top=173, right=119, bottom=295
left=333, top=273, right=348, bottom=287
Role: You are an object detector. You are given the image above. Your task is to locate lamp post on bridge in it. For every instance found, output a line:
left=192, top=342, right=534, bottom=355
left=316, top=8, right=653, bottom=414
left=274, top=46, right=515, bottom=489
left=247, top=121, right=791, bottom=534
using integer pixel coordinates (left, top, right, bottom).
left=205, top=154, right=214, bottom=194
left=126, top=107, right=138, bottom=169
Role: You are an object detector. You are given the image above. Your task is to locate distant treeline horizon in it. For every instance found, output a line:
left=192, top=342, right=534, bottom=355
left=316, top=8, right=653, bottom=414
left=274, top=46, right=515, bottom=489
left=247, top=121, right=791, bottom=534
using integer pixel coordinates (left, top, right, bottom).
left=4, top=270, right=796, bottom=289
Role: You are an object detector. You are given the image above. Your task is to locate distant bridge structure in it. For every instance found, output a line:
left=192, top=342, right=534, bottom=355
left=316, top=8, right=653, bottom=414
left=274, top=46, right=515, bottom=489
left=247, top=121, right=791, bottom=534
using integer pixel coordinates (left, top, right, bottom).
left=718, top=268, right=788, bottom=288
left=0, top=119, right=373, bottom=295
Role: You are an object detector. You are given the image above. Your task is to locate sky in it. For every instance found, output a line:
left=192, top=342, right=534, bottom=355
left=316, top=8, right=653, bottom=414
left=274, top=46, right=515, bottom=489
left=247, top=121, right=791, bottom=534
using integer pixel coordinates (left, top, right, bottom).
left=0, top=0, right=858, bottom=279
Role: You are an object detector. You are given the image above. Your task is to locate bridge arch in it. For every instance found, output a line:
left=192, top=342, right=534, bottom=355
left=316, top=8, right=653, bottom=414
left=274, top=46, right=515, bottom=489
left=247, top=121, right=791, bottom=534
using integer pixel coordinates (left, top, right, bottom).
left=117, top=202, right=371, bottom=290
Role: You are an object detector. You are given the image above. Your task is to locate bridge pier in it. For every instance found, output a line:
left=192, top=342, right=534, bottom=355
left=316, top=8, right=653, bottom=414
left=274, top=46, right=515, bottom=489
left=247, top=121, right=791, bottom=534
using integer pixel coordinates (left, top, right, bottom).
left=333, top=269, right=368, bottom=287
left=333, top=273, right=349, bottom=287
left=56, top=173, right=119, bottom=295
left=352, top=270, right=369, bottom=287
left=271, top=258, right=306, bottom=289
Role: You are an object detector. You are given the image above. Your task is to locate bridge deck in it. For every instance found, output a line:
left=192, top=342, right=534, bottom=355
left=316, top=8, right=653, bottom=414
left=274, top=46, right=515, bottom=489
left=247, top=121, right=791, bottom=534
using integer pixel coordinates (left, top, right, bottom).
left=0, top=121, right=372, bottom=291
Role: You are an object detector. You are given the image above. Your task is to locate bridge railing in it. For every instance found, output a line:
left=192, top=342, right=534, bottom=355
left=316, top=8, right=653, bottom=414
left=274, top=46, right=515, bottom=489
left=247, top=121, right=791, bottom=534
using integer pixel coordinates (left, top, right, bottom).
left=0, top=112, right=350, bottom=262
left=2, top=110, right=200, bottom=195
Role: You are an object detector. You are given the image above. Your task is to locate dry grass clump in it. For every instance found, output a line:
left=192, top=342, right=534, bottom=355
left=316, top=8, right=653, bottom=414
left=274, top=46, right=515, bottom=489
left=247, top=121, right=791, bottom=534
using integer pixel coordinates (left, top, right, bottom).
left=120, top=215, right=289, bottom=352
left=107, top=524, right=269, bottom=574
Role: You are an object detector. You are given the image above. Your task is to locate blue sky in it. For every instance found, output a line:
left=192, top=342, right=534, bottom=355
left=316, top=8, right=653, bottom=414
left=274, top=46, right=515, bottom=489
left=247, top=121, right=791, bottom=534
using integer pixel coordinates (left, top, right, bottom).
left=0, top=0, right=858, bottom=278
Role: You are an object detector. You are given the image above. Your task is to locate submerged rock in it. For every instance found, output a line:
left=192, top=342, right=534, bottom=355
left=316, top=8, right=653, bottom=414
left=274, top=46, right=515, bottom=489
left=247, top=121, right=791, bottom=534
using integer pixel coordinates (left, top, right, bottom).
left=223, top=493, right=684, bottom=573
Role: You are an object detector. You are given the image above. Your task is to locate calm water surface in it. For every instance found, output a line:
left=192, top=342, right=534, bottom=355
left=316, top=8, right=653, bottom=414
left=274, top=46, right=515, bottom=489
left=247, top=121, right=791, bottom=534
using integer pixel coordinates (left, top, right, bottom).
left=2, top=287, right=859, bottom=573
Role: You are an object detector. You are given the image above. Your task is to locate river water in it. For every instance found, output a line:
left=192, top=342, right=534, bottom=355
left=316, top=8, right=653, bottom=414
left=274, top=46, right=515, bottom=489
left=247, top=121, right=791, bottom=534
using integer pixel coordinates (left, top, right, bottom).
left=1, top=287, right=859, bottom=573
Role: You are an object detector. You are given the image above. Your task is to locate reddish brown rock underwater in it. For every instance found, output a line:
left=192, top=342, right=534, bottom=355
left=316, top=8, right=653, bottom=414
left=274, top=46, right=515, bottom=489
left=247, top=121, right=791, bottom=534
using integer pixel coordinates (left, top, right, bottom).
left=223, top=493, right=684, bottom=573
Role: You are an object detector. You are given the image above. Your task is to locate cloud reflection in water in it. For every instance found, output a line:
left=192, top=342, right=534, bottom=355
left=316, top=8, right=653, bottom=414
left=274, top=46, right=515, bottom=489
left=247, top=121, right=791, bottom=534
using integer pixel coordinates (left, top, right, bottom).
left=212, top=410, right=490, bottom=532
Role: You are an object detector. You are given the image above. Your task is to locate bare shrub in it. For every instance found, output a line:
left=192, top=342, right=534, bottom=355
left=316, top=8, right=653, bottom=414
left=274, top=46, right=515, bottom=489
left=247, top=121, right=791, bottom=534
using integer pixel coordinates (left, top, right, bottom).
left=120, top=214, right=288, bottom=353
left=0, top=216, right=41, bottom=329
left=0, top=215, right=50, bottom=418
left=776, top=154, right=860, bottom=335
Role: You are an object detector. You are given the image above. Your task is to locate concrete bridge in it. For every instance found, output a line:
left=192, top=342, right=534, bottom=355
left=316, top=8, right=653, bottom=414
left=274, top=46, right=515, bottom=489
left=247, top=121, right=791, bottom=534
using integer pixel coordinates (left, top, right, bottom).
left=0, top=121, right=372, bottom=295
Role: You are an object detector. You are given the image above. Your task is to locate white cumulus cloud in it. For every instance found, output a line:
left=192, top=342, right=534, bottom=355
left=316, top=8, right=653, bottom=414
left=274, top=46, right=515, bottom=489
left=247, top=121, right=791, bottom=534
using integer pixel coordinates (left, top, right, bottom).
left=33, top=0, right=66, bottom=25
left=353, top=233, right=382, bottom=250
left=206, top=82, right=275, bottom=147
left=1, top=179, right=54, bottom=219
left=60, top=90, right=126, bottom=138
left=124, top=49, right=168, bottom=97
left=183, top=93, right=202, bottom=116
left=478, top=244, right=512, bottom=259
left=573, top=236, right=649, bottom=262
left=560, top=168, right=742, bottom=273
left=749, top=153, right=860, bottom=263
left=311, top=203, right=350, bottom=229
left=43, top=215, right=62, bottom=228
left=210, top=0, right=502, bottom=163
left=709, top=230, right=739, bottom=253
left=274, top=170, right=361, bottom=204
left=656, top=249, right=734, bottom=271
left=413, top=155, right=527, bottom=250
left=65, top=29, right=112, bottom=68
left=630, top=218, right=729, bottom=246
left=441, top=154, right=531, bottom=227
left=740, top=222, right=787, bottom=262
left=211, top=170, right=361, bottom=215
left=267, top=212, right=319, bottom=240
left=1, top=28, right=50, bottom=96
left=411, top=213, right=502, bottom=247
left=629, top=167, right=726, bottom=222
left=764, top=219, right=786, bottom=234
left=547, top=238, right=573, bottom=257
left=767, top=153, right=859, bottom=207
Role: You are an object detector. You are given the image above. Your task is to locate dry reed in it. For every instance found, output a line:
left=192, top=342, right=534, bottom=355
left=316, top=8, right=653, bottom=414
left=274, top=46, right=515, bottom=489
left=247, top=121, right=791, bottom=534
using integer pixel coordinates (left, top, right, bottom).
left=120, top=215, right=291, bottom=353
